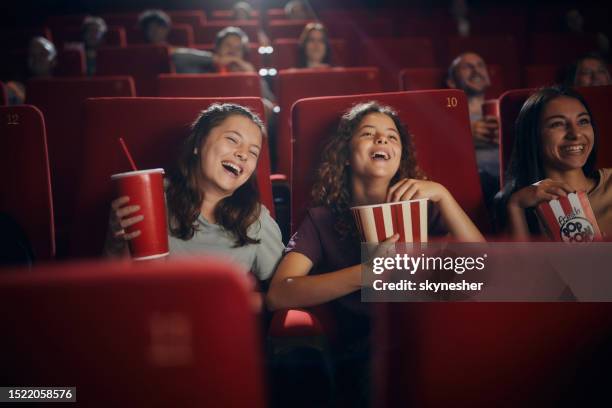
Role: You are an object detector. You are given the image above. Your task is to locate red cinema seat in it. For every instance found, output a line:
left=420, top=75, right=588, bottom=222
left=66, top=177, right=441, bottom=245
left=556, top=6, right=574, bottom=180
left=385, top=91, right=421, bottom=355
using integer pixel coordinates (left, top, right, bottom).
left=374, top=303, right=612, bottom=407
left=193, top=43, right=262, bottom=70
left=265, top=8, right=285, bottom=20
left=267, top=19, right=314, bottom=40
left=125, top=24, right=194, bottom=47
left=361, top=37, right=437, bottom=91
left=55, top=48, right=86, bottom=77
left=447, top=35, right=521, bottom=89
left=0, top=258, right=265, bottom=408
left=70, top=97, right=274, bottom=258
left=276, top=67, right=382, bottom=177
left=400, top=64, right=506, bottom=99
left=525, top=64, right=565, bottom=88
left=194, top=21, right=260, bottom=44
left=96, top=45, right=172, bottom=96
left=46, top=15, right=88, bottom=30
left=167, top=10, right=207, bottom=28
left=326, top=18, right=394, bottom=65
left=101, top=13, right=139, bottom=29
left=25, top=76, right=136, bottom=257
left=498, top=85, right=612, bottom=187
left=530, top=33, right=600, bottom=65
left=0, top=82, right=7, bottom=106
left=158, top=72, right=262, bottom=97
left=53, top=26, right=127, bottom=48
left=291, top=90, right=490, bottom=234
left=271, top=38, right=349, bottom=70
left=0, top=105, right=55, bottom=259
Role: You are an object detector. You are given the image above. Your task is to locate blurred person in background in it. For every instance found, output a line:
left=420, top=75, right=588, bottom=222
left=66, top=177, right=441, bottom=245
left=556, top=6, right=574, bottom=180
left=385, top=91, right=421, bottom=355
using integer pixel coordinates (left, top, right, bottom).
left=284, top=0, right=315, bottom=20
left=565, top=54, right=611, bottom=87
left=297, top=22, right=331, bottom=68
left=138, top=9, right=171, bottom=45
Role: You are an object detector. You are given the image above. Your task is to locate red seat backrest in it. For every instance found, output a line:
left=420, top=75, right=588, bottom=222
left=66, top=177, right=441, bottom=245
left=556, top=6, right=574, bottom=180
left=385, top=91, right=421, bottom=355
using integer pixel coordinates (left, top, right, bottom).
left=70, top=97, right=274, bottom=258
left=167, top=10, right=207, bottom=28
left=0, top=105, right=55, bottom=259
left=530, top=33, right=600, bottom=65
left=374, top=302, right=612, bottom=407
left=291, top=90, right=490, bottom=234
left=0, top=258, right=265, bottom=408
left=525, top=64, right=565, bottom=88
left=194, top=21, right=260, bottom=44
left=158, top=72, right=262, bottom=97
left=266, top=19, right=314, bottom=40
left=53, top=26, right=127, bottom=48
left=96, top=45, right=172, bottom=96
left=276, top=67, right=382, bottom=176
left=125, top=24, right=194, bottom=47
left=0, top=82, right=7, bottom=106
left=100, top=13, right=139, bottom=29
left=25, top=76, right=136, bottom=257
left=193, top=43, right=262, bottom=70
left=361, top=37, right=437, bottom=91
left=498, top=85, right=612, bottom=187
left=271, top=38, right=348, bottom=70
left=447, top=35, right=521, bottom=89
left=55, top=48, right=86, bottom=77
left=400, top=64, right=506, bottom=99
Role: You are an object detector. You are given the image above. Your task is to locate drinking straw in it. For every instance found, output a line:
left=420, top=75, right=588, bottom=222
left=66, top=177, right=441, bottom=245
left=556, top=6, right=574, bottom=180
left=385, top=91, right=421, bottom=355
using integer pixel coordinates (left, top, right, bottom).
left=118, top=137, right=138, bottom=171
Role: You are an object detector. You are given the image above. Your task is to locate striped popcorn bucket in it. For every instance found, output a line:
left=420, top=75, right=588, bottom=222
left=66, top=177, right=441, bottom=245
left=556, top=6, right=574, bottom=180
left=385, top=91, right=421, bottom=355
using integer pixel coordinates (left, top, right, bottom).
left=536, top=191, right=602, bottom=243
left=351, top=199, right=428, bottom=243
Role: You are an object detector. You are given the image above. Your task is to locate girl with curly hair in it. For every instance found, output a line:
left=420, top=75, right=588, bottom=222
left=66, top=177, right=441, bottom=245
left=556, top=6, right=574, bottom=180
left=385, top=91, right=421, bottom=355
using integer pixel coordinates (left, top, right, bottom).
left=105, top=103, right=284, bottom=284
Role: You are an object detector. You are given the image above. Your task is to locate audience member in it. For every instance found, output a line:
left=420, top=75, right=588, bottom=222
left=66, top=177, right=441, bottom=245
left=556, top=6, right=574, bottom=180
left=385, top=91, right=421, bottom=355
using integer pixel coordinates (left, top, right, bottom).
left=496, top=86, right=611, bottom=239
left=566, top=54, right=611, bottom=87
left=297, top=22, right=331, bottom=68
left=138, top=9, right=171, bottom=45
left=284, top=0, right=315, bottom=20
left=447, top=52, right=499, bottom=205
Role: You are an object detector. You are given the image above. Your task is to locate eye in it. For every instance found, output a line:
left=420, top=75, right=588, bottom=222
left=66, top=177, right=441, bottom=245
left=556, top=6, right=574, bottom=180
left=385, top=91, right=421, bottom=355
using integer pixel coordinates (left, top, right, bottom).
left=549, top=120, right=565, bottom=129
left=226, top=135, right=238, bottom=144
left=361, top=131, right=374, bottom=138
left=388, top=134, right=399, bottom=141
left=578, top=117, right=591, bottom=126
left=249, top=150, right=259, bottom=159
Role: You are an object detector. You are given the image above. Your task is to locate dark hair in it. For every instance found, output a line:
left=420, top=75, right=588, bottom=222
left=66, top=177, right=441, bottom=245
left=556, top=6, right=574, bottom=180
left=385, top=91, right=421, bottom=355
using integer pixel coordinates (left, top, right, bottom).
left=81, top=16, right=107, bottom=36
left=166, top=103, right=265, bottom=247
left=311, top=101, right=425, bottom=240
left=214, top=26, right=250, bottom=58
left=138, top=9, right=171, bottom=31
left=297, top=22, right=331, bottom=68
left=564, top=52, right=610, bottom=86
left=496, top=86, right=599, bottom=233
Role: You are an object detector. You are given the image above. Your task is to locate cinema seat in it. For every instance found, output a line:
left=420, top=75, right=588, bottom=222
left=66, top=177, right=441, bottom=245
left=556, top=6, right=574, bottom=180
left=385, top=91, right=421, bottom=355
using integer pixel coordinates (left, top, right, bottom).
left=96, top=45, right=172, bottom=96
left=361, top=37, right=436, bottom=91
left=125, top=24, right=194, bottom=47
left=53, top=26, right=127, bottom=48
left=498, top=85, right=612, bottom=187
left=0, top=82, right=7, bottom=106
left=447, top=35, right=521, bottom=89
left=167, top=10, right=207, bottom=28
left=55, top=48, right=86, bottom=76
left=291, top=90, right=490, bottom=234
left=194, top=21, right=259, bottom=44
left=158, top=72, right=262, bottom=97
left=70, top=97, right=274, bottom=258
left=276, top=67, right=381, bottom=177
left=192, top=43, right=263, bottom=70
left=100, top=12, right=139, bottom=29
left=529, top=33, right=600, bottom=65
left=374, top=302, right=612, bottom=407
left=0, top=258, right=265, bottom=408
left=266, top=19, right=314, bottom=40
left=26, top=76, right=136, bottom=258
left=211, top=9, right=260, bottom=20
left=0, top=105, right=55, bottom=259
left=271, top=38, right=349, bottom=70
left=400, top=64, right=506, bottom=99
left=525, top=65, right=564, bottom=88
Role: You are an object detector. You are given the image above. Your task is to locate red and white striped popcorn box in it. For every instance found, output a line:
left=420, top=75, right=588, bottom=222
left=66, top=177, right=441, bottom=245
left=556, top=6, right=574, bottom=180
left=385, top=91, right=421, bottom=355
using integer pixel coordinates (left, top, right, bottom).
left=536, top=191, right=602, bottom=243
left=351, top=199, right=428, bottom=243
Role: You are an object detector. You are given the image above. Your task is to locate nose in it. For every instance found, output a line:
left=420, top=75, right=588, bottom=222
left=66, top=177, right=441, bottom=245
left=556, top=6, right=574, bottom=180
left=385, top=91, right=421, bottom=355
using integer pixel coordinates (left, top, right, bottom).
left=565, top=121, right=580, bottom=139
left=235, top=149, right=248, bottom=161
left=374, top=133, right=388, bottom=144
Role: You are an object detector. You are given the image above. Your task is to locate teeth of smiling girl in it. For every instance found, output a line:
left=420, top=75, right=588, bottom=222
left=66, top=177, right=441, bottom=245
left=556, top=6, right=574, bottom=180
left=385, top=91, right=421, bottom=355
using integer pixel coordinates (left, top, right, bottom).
left=222, top=161, right=241, bottom=175
left=561, top=145, right=584, bottom=153
left=371, top=151, right=390, bottom=160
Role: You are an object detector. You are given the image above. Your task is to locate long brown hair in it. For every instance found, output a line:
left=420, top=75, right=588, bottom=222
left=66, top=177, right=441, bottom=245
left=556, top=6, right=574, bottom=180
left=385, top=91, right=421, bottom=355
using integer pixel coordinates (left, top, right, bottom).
left=297, top=22, right=331, bottom=68
left=166, top=103, right=265, bottom=247
left=311, top=101, right=424, bottom=240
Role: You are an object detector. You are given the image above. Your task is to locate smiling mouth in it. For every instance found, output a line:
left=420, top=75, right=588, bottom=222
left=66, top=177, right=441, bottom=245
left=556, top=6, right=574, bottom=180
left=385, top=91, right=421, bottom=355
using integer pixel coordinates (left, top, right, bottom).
left=371, top=151, right=391, bottom=161
left=560, top=145, right=585, bottom=154
left=221, top=161, right=243, bottom=176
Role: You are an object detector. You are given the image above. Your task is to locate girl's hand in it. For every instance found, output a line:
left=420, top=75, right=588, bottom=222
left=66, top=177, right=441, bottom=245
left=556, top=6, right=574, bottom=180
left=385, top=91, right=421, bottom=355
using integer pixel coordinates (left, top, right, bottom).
left=109, top=196, right=144, bottom=242
left=387, top=178, right=450, bottom=203
left=509, top=179, right=574, bottom=209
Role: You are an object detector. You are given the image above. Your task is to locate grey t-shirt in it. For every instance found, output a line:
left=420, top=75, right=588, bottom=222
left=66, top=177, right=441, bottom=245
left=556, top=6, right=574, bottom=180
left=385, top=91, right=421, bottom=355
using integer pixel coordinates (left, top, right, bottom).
left=168, top=206, right=283, bottom=281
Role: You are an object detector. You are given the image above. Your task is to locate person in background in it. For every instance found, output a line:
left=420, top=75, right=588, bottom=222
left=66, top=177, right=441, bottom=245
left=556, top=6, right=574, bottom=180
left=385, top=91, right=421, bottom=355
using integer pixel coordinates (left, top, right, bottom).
left=138, top=9, right=171, bottom=45
left=284, top=0, right=315, bottom=20
left=81, top=16, right=107, bottom=75
left=447, top=51, right=499, bottom=205
left=297, top=22, right=331, bottom=68
left=496, top=86, right=611, bottom=239
left=232, top=1, right=255, bottom=20
left=566, top=54, right=611, bottom=87
left=6, top=36, right=57, bottom=105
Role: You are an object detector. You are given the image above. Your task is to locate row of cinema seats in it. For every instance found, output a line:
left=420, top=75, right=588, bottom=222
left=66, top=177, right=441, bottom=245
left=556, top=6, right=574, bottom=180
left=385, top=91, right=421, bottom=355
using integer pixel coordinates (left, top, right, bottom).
left=4, top=84, right=612, bottom=262
left=2, top=259, right=612, bottom=406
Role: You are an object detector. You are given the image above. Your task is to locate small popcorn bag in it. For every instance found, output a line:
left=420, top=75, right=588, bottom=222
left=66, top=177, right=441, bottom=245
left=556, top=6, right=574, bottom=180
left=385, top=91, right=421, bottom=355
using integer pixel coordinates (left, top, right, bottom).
left=536, top=191, right=602, bottom=242
left=351, top=199, right=428, bottom=243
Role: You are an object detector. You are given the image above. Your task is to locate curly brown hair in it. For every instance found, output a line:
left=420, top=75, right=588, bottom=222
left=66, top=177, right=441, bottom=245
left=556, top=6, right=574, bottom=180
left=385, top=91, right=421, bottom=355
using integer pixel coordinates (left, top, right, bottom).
left=311, top=101, right=425, bottom=240
left=166, top=103, right=265, bottom=247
